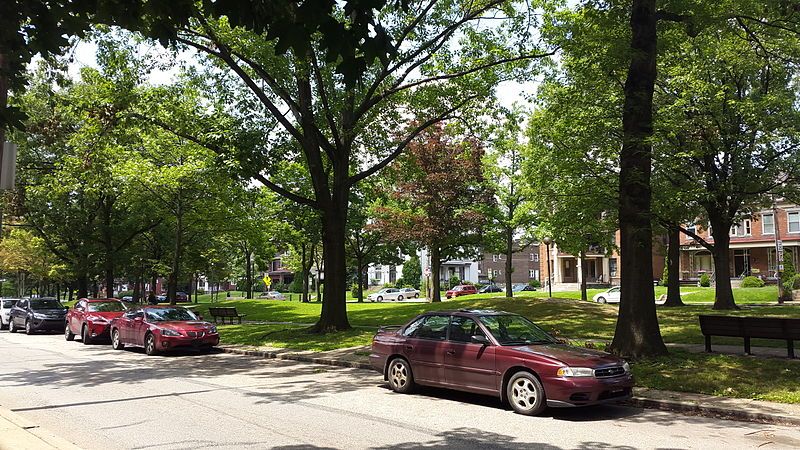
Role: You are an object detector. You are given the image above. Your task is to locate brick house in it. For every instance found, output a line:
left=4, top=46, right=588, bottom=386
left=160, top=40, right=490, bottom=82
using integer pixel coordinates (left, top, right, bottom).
left=679, top=201, right=800, bottom=282
left=477, top=242, right=541, bottom=284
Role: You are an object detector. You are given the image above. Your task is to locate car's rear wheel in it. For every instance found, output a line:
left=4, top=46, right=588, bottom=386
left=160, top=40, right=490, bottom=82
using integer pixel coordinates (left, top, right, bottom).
left=65, top=323, right=75, bottom=341
left=111, top=329, right=124, bottom=350
left=387, top=358, right=415, bottom=394
left=507, top=372, right=546, bottom=416
left=144, top=333, right=157, bottom=356
left=597, top=297, right=607, bottom=304
left=397, top=295, right=403, bottom=302
left=414, top=293, right=419, bottom=298
left=25, top=319, right=33, bottom=335
left=8, top=319, right=16, bottom=333
left=81, top=324, right=93, bottom=345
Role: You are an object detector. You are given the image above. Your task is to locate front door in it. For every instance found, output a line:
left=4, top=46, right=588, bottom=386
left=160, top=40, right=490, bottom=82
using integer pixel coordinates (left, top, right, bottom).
left=443, top=316, right=497, bottom=393
left=402, top=315, right=449, bottom=383
left=734, top=250, right=750, bottom=277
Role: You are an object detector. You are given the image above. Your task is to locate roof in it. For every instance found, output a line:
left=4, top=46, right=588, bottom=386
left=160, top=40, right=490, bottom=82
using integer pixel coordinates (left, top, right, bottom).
left=82, top=298, right=120, bottom=302
left=421, top=309, right=514, bottom=316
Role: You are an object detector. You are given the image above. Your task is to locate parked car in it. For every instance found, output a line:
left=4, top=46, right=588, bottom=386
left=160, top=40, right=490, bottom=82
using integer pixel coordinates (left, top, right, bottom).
left=109, top=306, right=219, bottom=355
left=367, top=288, right=405, bottom=302
left=121, top=296, right=133, bottom=302
left=0, top=298, right=20, bottom=329
left=65, top=298, right=129, bottom=344
left=445, top=284, right=478, bottom=299
left=260, top=291, right=285, bottom=300
left=155, top=295, right=167, bottom=303
left=399, top=288, right=420, bottom=299
left=175, top=291, right=189, bottom=302
left=8, top=297, right=67, bottom=334
left=479, top=285, right=502, bottom=294
left=511, top=283, right=536, bottom=293
left=592, top=287, right=621, bottom=304
left=370, top=310, right=633, bottom=416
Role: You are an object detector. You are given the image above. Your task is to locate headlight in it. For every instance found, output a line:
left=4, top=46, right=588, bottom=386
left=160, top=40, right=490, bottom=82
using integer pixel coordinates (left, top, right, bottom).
left=209, top=326, right=218, bottom=334
left=161, top=328, right=182, bottom=336
left=90, top=317, right=109, bottom=324
left=556, top=367, right=595, bottom=377
left=33, top=313, right=47, bottom=320
left=622, top=361, right=630, bottom=373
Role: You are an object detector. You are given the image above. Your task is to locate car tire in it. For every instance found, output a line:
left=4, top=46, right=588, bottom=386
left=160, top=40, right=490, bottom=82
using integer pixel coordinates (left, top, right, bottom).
left=65, top=323, right=75, bottom=341
left=81, top=324, right=93, bottom=345
left=397, top=295, right=403, bottom=302
left=414, top=293, right=419, bottom=299
left=0, top=318, right=4, bottom=330
left=376, top=296, right=383, bottom=302
left=8, top=319, right=16, bottom=333
left=111, top=329, right=124, bottom=350
left=25, top=319, right=33, bottom=335
left=507, top=371, right=547, bottom=416
left=387, top=358, right=415, bottom=394
left=145, top=333, right=158, bottom=356
left=597, top=297, right=607, bottom=304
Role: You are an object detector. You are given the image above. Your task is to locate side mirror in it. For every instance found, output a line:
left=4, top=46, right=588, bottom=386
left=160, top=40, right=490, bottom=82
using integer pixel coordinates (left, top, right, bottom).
left=471, top=335, right=490, bottom=346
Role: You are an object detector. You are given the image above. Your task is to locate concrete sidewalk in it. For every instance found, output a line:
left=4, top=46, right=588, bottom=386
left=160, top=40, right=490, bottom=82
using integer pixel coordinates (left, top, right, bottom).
left=0, top=404, right=82, bottom=449
left=219, top=342, right=800, bottom=427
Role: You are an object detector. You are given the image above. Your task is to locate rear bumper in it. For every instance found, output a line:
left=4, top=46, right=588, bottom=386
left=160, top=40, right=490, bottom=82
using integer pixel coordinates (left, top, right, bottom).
left=369, top=353, right=388, bottom=374
left=156, top=334, right=220, bottom=350
left=544, top=373, right=634, bottom=407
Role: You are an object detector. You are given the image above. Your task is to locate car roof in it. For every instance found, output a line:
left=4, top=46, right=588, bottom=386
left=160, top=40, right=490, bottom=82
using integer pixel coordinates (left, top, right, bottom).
left=83, top=298, right=121, bottom=302
left=420, top=309, right=515, bottom=317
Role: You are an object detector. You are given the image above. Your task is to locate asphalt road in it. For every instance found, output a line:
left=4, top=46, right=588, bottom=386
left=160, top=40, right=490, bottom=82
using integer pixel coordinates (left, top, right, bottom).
left=1, top=332, right=799, bottom=450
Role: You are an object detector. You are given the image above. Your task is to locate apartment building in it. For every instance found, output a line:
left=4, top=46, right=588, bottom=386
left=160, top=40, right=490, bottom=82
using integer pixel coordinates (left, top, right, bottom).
left=478, top=242, right=541, bottom=284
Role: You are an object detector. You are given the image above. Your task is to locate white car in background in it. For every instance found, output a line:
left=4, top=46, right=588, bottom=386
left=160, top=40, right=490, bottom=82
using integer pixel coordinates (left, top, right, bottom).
left=592, top=287, right=621, bottom=304
left=367, top=288, right=405, bottom=302
left=260, top=291, right=286, bottom=300
left=399, top=288, right=420, bottom=299
left=0, top=298, right=21, bottom=329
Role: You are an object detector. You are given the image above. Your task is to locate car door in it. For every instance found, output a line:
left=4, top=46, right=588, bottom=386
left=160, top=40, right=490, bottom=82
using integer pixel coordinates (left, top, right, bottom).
left=402, top=315, right=450, bottom=383
left=11, top=299, right=26, bottom=327
left=70, top=300, right=86, bottom=333
left=117, top=310, right=137, bottom=343
left=131, top=310, right=148, bottom=346
left=608, top=287, right=621, bottom=303
left=443, top=315, right=497, bottom=393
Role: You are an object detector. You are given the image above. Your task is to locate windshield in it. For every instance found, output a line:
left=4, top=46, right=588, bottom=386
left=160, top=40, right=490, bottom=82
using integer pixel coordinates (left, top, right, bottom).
left=88, top=301, right=126, bottom=312
left=30, top=299, right=64, bottom=310
left=145, top=308, right=198, bottom=322
left=2, top=300, right=17, bottom=308
left=478, top=315, right=556, bottom=346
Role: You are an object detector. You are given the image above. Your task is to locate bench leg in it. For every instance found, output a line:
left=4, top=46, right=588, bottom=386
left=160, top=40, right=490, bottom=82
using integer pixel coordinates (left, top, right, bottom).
left=744, top=337, right=751, bottom=355
left=789, top=340, right=795, bottom=359
left=704, top=335, right=712, bottom=353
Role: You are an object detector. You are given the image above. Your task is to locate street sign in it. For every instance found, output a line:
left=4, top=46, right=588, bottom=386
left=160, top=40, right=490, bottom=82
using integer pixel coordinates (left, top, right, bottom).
left=424, top=267, right=431, bottom=277
left=263, top=275, right=272, bottom=288
left=778, top=264, right=785, bottom=271
left=777, top=240, right=784, bottom=252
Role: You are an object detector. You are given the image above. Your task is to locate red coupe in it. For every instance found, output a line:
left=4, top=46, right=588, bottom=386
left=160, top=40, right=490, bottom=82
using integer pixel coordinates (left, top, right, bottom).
left=445, top=284, right=478, bottom=299
left=65, top=298, right=129, bottom=344
left=109, top=306, right=219, bottom=355
left=370, top=310, right=633, bottom=416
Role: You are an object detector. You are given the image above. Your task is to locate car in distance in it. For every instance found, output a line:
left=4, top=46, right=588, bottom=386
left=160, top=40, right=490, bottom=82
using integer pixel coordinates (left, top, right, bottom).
left=445, top=284, right=478, bottom=299
left=367, top=288, right=405, bottom=302
left=175, top=291, right=190, bottom=302
left=259, top=291, right=286, bottom=300
left=370, top=310, right=633, bottom=416
left=592, top=287, right=621, bottom=304
left=399, top=288, right=420, bottom=299
left=0, top=298, right=20, bottom=329
left=109, top=306, right=219, bottom=356
left=511, top=283, right=536, bottom=293
left=8, top=297, right=68, bottom=334
left=479, top=284, right=502, bottom=294
left=65, top=298, right=129, bottom=344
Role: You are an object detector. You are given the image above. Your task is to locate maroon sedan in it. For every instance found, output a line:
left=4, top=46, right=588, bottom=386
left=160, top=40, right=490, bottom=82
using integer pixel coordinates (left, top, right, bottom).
left=109, top=306, right=219, bottom=356
left=65, top=298, right=129, bottom=344
left=370, top=310, right=633, bottom=416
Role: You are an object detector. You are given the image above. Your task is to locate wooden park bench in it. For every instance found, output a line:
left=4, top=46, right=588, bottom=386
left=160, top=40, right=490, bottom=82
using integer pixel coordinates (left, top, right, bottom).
left=208, top=307, right=247, bottom=324
left=699, top=315, right=800, bottom=358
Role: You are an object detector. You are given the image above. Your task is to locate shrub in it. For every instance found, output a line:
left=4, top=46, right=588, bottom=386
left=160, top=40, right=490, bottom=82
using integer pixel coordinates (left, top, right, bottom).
left=382, top=282, right=396, bottom=289
left=350, top=283, right=360, bottom=298
left=401, top=255, right=423, bottom=289
left=783, top=274, right=800, bottom=293
left=660, top=263, right=669, bottom=286
left=289, top=274, right=304, bottom=293
left=699, top=273, right=711, bottom=287
left=741, top=276, right=765, bottom=288
left=529, top=279, right=541, bottom=288
left=449, top=276, right=461, bottom=289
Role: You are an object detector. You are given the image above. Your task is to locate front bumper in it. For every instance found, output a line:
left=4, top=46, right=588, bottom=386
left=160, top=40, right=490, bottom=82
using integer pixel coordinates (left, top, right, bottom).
left=544, top=373, right=634, bottom=407
left=86, top=322, right=112, bottom=338
left=156, top=333, right=220, bottom=350
left=30, top=318, right=66, bottom=331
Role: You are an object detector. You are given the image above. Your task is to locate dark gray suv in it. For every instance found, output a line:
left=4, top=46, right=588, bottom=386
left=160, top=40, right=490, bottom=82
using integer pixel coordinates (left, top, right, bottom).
left=8, top=297, right=67, bottom=334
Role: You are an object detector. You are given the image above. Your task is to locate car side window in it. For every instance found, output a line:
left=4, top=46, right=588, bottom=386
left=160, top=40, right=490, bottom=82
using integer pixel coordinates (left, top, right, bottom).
left=123, top=310, right=140, bottom=319
left=411, top=315, right=450, bottom=340
left=448, top=316, right=487, bottom=343
left=17, top=300, right=26, bottom=309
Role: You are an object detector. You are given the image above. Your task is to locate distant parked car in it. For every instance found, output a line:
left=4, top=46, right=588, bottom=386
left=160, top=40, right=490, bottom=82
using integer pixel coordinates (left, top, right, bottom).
left=260, top=291, right=285, bottom=300
left=0, top=298, right=20, bottom=329
left=592, top=287, right=621, bottom=304
left=511, top=283, right=536, bottom=293
left=121, top=296, right=133, bottom=302
left=155, top=295, right=167, bottom=303
left=399, top=288, right=420, bottom=299
left=445, top=284, right=478, bottom=299
left=367, top=288, right=406, bottom=302
left=175, top=291, right=189, bottom=302
left=109, top=306, right=219, bottom=355
left=8, top=297, right=67, bottom=334
left=65, top=298, right=129, bottom=344
left=479, top=285, right=502, bottom=294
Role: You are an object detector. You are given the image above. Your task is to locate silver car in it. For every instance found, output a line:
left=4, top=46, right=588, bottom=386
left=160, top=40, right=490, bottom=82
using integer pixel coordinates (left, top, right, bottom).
left=592, top=287, right=621, bottom=304
left=367, top=288, right=404, bottom=302
left=0, top=298, right=21, bottom=329
left=399, top=288, right=420, bottom=299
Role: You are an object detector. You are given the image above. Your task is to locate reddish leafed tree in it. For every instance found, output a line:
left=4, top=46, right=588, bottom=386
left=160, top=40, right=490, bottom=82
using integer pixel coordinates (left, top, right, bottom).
left=373, top=125, right=491, bottom=302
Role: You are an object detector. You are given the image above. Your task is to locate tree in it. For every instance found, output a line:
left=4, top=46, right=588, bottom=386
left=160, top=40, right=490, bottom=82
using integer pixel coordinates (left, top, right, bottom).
left=400, top=254, right=423, bottom=290
left=374, top=125, right=491, bottom=302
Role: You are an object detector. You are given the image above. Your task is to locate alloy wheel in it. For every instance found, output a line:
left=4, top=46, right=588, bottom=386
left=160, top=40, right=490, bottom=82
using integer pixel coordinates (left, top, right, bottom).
left=510, top=378, right=538, bottom=412
left=145, top=334, right=156, bottom=355
left=25, top=320, right=32, bottom=335
left=389, top=360, right=408, bottom=391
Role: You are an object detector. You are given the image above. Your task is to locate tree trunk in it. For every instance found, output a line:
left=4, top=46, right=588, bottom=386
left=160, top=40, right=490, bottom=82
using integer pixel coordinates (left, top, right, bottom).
left=505, top=227, right=514, bottom=298
left=609, top=0, right=668, bottom=358
left=663, top=226, right=685, bottom=307
left=580, top=250, right=588, bottom=302
left=244, top=247, right=253, bottom=299
left=356, top=256, right=365, bottom=303
left=430, top=247, right=442, bottom=303
left=311, top=191, right=351, bottom=332
left=301, top=243, right=310, bottom=303
left=68, top=282, right=74, bottom=302
left=709, top=220, right=737, bottom=309
left=133, top=275, right=141, bottom=303
left=168, top=207, right=183, bottom=305
left=76, top=272, right=89, bottom=299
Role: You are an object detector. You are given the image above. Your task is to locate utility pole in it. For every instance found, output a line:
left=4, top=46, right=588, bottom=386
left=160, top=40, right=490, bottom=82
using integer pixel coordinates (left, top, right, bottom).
left=774, top=199, right=784, bottom=304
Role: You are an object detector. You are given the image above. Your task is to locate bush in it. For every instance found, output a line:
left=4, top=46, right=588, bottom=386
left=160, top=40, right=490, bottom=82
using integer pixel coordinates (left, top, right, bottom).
left=289, top=274, right=304, bottom=293
left=401, top=255, right=423, bottom=289
left=350, top=283, right=360, bottom=298
left=660, top=263, right=669, bottom=286
left=699, top=273, right=711, bottom=287
left=449, top=276, right=461, bottom=289
left=783, top=274, right=800, bottom=293
left=741, top=276, right=765, bottom=288
left=382, top=282, right=396, bottom=289
left=529, top=279, right=541, bottom=288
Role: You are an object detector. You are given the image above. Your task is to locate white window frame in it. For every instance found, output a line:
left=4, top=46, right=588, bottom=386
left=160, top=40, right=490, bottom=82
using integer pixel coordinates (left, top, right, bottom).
left=789, top=211, right=800, bottom=234
left=762, top=213, right=775, bottom=235
left=529, top=269, right=539, bottom=279
left=492, top=254, right=497, bottom=262
left=743, top=219, right=751, bottom=236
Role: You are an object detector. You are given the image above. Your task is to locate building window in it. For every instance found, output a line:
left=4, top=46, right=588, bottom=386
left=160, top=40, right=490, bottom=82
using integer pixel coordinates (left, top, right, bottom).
left=530, top=253, right=539, bottom=262
left=487, top=269, right=493, bottom=279
left=789, top=212, right=800, bottom=233
left=762, top=213, right=775, bottom=235
left=492, top=254, right=497, bottom=262
left=686, top=223, right=696, bottom=236
left=529, top=269, right=539, bottom=279
left=609, top=258, right=618, bottom=277
left=744, top=219, right=751, bottom=236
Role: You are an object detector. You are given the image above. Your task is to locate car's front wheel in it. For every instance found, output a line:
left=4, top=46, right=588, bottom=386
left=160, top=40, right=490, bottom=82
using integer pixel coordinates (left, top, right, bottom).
left=25, top=319, right=33, bottom=335
left=8, top=319, right=16, bottom=333
left=65, top=323, right=75, bottom=341
left=81, top=324, right=93, bottom=345
left=414, top=293, right=419, bottom=298
left=144, top=333, right=158, bottom=356
left=387, top=358, right=415, bottom=394
left=397, top=295, right=403, bottom=302
left=597, top=297, right=607, bottom=304
left=376, top=296, right=383, bottom=302
left=111, top=329, right=124, bottom=350
left=507, top=371, right=546, bottom=416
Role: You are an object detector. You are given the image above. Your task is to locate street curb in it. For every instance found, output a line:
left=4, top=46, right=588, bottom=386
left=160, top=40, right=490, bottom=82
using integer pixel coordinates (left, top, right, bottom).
left=626, top=396, right=800, bottom=427
left=0, top=404, right=83, bottom=449
left=220, top=345, right=799, bottom=427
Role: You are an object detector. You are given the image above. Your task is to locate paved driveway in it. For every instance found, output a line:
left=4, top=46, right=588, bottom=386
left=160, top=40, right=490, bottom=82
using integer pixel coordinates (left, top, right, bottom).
left=1, top=331, right=799, bottom=449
